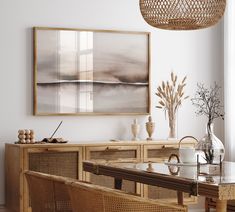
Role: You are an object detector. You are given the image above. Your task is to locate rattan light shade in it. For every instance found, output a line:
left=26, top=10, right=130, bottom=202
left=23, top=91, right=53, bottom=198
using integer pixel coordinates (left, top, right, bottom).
left=140, top=0, right=226, bottom=30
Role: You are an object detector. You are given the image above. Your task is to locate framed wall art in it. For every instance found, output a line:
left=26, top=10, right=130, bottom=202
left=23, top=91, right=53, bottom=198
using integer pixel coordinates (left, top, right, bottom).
left=33, top=27, right=151, bottom=115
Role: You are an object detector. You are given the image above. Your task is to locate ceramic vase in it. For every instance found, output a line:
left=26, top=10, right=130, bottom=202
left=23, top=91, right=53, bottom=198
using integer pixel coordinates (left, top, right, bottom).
left=146, top=116, right=155, bottom=140
left=168, top=110, right=177, bottom=139
left=131, top=119, right=140, bottom=141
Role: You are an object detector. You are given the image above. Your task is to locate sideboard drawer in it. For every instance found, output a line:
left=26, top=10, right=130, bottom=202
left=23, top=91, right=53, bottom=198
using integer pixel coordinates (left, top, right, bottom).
left=143, top=143, right=195, bottom=162
left=85, top=145, right=141, bottom=195
left=26, top=147, right=82, bottom=179
left=143, top=144, right=179, bottom=162
left=85, top=145, right=141, bottom=162
left=29, top=151, right=79, bottom=178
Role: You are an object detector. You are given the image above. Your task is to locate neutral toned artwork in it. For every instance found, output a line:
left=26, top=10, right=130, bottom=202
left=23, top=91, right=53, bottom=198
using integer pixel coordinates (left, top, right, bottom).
left=34, top=27, right=150, bottom=115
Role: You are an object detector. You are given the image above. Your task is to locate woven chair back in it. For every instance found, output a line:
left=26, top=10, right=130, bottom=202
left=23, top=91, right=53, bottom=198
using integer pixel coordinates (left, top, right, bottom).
left=25, top=171, right=72, bottom=212
left=67, top=181, right=188, bottom=212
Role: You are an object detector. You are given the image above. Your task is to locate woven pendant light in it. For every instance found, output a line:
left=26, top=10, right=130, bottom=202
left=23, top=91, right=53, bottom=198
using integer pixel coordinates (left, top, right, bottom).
left=140, top=0, right=226, bottom=30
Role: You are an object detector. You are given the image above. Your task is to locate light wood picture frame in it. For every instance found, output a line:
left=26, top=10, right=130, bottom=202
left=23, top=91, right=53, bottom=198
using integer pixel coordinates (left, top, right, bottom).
left=33, top=27, right=151, bottom=115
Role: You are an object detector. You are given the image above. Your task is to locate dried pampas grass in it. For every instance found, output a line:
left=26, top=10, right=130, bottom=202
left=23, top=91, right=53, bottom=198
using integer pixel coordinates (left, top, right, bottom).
left=156, top=72, right=188, bottom=138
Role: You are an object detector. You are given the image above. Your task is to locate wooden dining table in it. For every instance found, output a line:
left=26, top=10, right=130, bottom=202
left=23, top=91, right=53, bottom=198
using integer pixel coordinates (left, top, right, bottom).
left=83, top=160, right=235, bottom=212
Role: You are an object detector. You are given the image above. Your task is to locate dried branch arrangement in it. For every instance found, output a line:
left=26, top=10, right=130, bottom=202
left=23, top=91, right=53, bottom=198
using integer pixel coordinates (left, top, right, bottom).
left=191, top=83, right=224, bottom=125
left=191, top=83, right=224, bottom=163
left=156, top=72, right=189, bottom=138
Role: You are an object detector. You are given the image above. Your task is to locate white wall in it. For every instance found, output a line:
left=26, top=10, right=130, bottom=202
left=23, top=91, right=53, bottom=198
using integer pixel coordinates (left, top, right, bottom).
left=0, top=0, right=224, bottom=206
left=224, top=0, right=235, bottom=162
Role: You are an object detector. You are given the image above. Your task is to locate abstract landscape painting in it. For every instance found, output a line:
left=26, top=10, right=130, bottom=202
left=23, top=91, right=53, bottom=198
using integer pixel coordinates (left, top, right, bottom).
left=34, top=27, right=150, bottom=115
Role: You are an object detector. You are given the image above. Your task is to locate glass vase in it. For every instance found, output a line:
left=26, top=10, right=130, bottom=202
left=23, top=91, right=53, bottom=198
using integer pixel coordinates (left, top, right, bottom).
left=196, top=123, right=225, bottom=164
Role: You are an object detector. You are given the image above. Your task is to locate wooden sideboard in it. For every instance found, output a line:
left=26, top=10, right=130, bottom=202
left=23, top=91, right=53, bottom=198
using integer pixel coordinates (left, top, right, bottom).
left=5, top=140, right=196, bottom=212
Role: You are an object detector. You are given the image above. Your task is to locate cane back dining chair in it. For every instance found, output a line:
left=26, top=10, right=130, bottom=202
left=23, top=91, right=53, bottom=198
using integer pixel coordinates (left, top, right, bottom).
left=25, top=171, right=72, bottom=212
left=67, top=180, right=188, bottom=212
left=25, top=170, right=188, bottom=212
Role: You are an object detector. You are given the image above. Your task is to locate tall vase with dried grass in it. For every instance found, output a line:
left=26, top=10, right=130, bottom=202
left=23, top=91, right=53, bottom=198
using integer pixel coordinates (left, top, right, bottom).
left=156, top=72, right=189, bottom=139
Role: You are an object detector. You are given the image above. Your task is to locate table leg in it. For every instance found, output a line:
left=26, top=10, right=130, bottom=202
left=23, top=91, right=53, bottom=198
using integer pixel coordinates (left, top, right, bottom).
left=216, top=200, right=227, bottom=212
left=114, top=178, right=122, bottom=190
left=177, top=191, right=183, bottom=205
